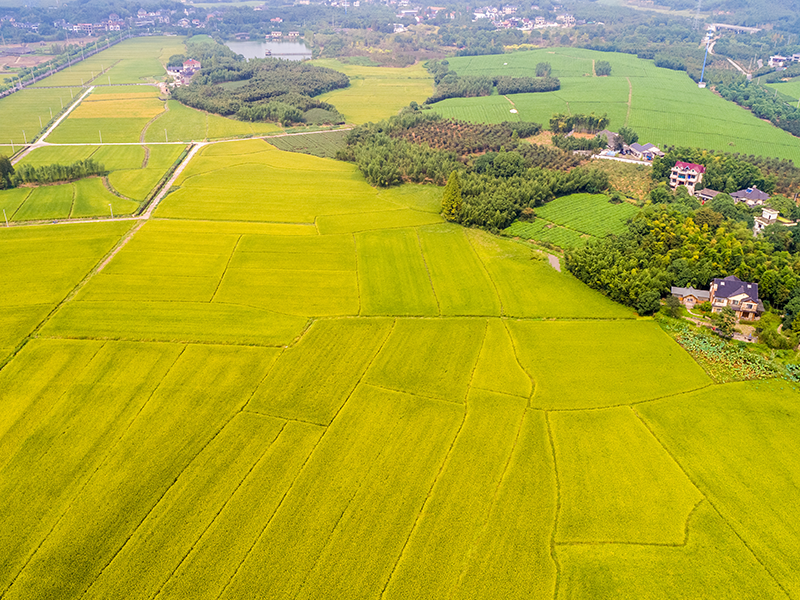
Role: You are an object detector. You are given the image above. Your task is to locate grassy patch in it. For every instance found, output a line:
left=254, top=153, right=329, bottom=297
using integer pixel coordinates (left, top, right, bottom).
left=72, top=177, right=139, bottom=218
left=12, top=183, right=73, bottom=221
left=504, top=219, right=589, bottom=249
left=266, top=129, right=349, bottom=158
left=471, top=318, right=532, bottom=398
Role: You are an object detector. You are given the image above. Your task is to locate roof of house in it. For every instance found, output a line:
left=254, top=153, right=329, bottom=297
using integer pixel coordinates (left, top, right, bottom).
left=712, top=275, right=759, bottom=301
left=731, top=187, right=770, bottom=201
left=597, top=129, right=617, bottom=144
left=671, top=286, right=710, bottom=300
left=630, top=142, right=659, bottom=153
left=695, top=188, right=720, bottom=198
left=674, top=161, right=706, bottom=173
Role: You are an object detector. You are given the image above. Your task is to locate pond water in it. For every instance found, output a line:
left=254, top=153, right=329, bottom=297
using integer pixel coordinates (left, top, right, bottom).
left=225, top=40, right=312, bottom=61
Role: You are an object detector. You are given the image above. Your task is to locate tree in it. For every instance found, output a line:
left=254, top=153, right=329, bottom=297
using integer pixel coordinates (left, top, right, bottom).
left=711, top=307, right=737, bottom=338
left=618, top=126, right=638, bottom=145
left=636, top=289, right=661, bottom=315
left=0, top=155, right=13, bottom=190
left=536, top=61, right=551, bottom=77
left=595, top=60, right=612, bottom=76
left=665, top=295, right=682, bottom=318
left=441, top=170, right=462, bottom=221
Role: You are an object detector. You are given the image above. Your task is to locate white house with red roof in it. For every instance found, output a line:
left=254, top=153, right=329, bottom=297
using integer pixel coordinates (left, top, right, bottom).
left=183, top=59, right=201, bottom=70
left=670, top=161, right=705, bottom=195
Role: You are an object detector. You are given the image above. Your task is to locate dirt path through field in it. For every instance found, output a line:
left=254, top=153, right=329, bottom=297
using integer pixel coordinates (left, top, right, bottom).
left=625, top=77, right=632, bottom=126
left=592, top=59, right=596, bottom=77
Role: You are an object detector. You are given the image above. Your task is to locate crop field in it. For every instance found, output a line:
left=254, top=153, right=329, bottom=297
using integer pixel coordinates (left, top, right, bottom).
left=534, top=192, right=640, bottom=237
left=143, top=100, right=281, bottom=142
left=504, top=219, right=589, bottom=248
left=431, top=48, right=800, bottom=164
left=0, top=132, right=797, bottom=600
left=0, top=86, right=82, bottom=145
left=312, top=59, right=434, bottom=124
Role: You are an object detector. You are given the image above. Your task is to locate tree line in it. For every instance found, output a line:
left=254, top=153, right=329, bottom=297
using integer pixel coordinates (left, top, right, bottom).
left=0, top=158, right=105, bottom=188
left=423, top=60, right=560, bottom=104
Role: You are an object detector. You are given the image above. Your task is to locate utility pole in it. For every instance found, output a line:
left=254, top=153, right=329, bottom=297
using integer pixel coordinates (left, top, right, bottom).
left=3, top=209, right=8, bottom=227
left=165, top=129, right=168, bottom=142
left=109, top=204, right=114, bottom=218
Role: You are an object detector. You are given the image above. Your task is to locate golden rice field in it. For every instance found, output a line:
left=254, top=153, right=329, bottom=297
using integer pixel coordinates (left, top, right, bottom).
left=0, top=33, right=798, bottom=600
left=0, top=137, right=797, bottom=600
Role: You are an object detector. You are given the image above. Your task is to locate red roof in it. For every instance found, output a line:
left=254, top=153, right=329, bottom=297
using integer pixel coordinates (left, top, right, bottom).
left=674, top=161, right=706, bottom=173
left=183, top=59, right=201, bottom=68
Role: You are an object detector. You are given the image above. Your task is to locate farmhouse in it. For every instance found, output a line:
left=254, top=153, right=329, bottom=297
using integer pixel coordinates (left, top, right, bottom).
left=753, top=207, right=779, bottom=234
left=694, top=188, right=720, bottom=203
left=669, top=161, right=705, bottom=195
left=709, top=275, right=763, bottom=321
left=670, top=286, right=710, bottom=308
left=628, top=142, right=663, bottom=161
left=731, top=186, right=770, bottom=207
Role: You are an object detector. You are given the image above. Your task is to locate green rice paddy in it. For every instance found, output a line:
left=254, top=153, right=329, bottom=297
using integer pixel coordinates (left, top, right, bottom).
left=431, top=48, right=800, bottom=164
left=0, top=40, right=797, bottom=600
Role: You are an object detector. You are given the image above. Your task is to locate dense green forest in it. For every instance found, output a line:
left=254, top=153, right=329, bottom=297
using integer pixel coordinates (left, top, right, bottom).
left=566, top=205, right=800, bottom=314
left=338, top=110, right=607, bottom=229
left=170, top=44, right=349, bottom=125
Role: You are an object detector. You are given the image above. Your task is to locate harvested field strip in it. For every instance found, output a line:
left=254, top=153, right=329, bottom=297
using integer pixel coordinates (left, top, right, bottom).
left=550, top=407, right=702, bottom=544
left=364, top=318, right=486, bottom=402
left=454, top=408, right=557, bottom=598
left=218, top=385, right=463, bottom=599
left=382, top=390, right=527, bottom=598
left=507, top=320, right=712, bottom=410
left=556, top=502, right=789, bottom=599
left=638, top=380, right=800, bottom=597
left=155, top=420, right=324, bottom=600
left=41, top=301, right=309, bottom=346
left=83, top=411, right=288, bottom=600
left=356, top=228, right=439, bottom=316
left=2, top=344, right=280, bottom=600
left=418, top=224, right=500, bottom=316
left=466, top=229, right=634, bottom=319
left=471, top=319, right=532, bottom=399
left=0, top=341, right=183, bottom=592
left=247, top=318, right=395, bottom=425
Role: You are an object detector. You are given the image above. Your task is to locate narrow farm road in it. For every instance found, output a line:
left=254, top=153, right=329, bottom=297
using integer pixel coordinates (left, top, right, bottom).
left=625, top=77, right=632, bottom=126
left=141, top=142, right=204, bottom=218
left=11, top=86, right=95, bottom=165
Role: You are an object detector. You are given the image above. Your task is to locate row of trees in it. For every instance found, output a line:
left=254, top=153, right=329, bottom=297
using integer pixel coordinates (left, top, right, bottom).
left=549, top=113, right=610, bottom=134
left=423, top=60, right=559, bottom=104
left=715, top=79, right=800, bottom=138
left=3, top=159, right=105, bottom=187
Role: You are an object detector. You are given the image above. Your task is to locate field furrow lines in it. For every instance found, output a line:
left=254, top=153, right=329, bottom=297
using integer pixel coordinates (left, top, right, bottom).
left=378, top=403, right=468, bottom=600
left=415, top=227, right=441, bottom=316
left=210, top=234, right=242, bottom=303
left=545, top=412, right=563, bottom=600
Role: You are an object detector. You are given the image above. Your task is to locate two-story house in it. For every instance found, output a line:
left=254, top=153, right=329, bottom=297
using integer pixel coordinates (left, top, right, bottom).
left=669, top=161, right=705, bottom=195
left=709, top=275, right=764, bottom=321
